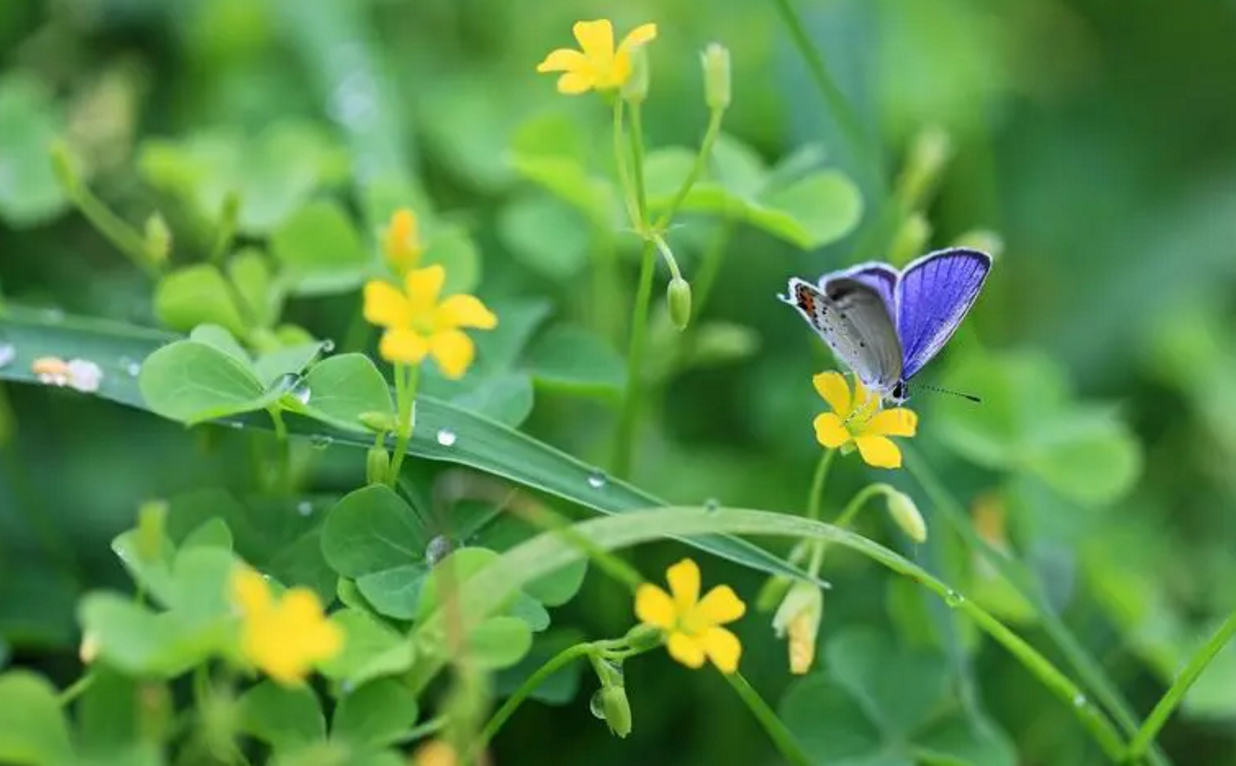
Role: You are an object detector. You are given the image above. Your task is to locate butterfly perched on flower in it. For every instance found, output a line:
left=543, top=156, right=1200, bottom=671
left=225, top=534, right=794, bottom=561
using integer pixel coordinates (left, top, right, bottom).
left=780, top=248, right=992, bottom=404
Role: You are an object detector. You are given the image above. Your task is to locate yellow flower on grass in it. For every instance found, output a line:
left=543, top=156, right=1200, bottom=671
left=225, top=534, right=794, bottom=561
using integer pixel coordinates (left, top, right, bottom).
left=635, top=558, right=745, bottom=673
left=232, top=566, right=342, bottom=685
left=537, top=19, right=658, bottom=94
left=813, top=372, right=918, bottom=469
left=363, top=265, right=498, bottom=379
left=383, top=208, right=423, bottom=274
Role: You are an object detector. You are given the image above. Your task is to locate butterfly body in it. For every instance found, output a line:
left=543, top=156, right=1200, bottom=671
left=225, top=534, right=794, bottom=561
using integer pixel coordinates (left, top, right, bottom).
left=781, top=248, right=992, bottom=404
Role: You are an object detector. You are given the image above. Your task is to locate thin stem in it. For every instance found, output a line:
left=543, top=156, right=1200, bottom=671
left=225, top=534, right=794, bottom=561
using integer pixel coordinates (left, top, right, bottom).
left=904, top=447, right=1169, bottom=766
left=627, top=102, right=649, bottom=228
left=805, top=448, right=836, bottom=520
left=1126, top=609, right=1236, bottom=761
left=69, top=184, right=160, bottom=278
left=724, top=671, right=813, bottom=766
left=653, top=107, right=725, bottom=231
left=769, top=0, right=877, bottom=186
left=57, top=673, right=95, bottom=706
left=809, top=481, right=888, bottom=574
left=268, top=407, right=290, bottom=493
left=514, top=504, right=644, bottom=591
left=613, top=239, right=657, bottom=479
left=651, top=233, right=683, bottom=281
left=612, top=97, right=641, bottom=230
left=476, top=642, right=595, bottom=750
left=387, top=363, right=419, bottom=485
left=393, top=716, right=448, bottom=745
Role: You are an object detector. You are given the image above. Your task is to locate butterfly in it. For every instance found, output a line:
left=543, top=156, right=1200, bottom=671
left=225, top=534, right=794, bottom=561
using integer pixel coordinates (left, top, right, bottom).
left=779, top=247, right=992, bottom=404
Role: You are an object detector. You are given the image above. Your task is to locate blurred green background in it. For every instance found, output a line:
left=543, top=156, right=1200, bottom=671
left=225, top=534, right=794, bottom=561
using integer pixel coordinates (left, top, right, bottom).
left=2, top=0, right=1236, bottom=764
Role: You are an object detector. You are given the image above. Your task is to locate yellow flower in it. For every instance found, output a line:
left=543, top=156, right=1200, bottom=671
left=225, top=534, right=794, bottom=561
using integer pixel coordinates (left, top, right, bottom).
left=634, top=558, right=745, bottom=673
left=536, top=19, right=658, bottom=94
left=413, top=740, right=458, bottom=766
left=383, top=208, right=423, bottom=274
left=772, top=581, right=823, bottom=675
left=231, top=566, right=343, bottom=685
left=362, top=265, right=498, bottom=379
left=812, top=372, right=918, bottom=469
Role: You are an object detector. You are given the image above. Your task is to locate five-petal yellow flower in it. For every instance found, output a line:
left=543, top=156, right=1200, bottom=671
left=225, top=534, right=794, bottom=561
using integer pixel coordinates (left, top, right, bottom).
left=635, top=558, right=746, bottom=673
left=232, top=566, right=342, bottom=685
left=363, top=265, right=498, bottom=379
left=537, top=19, right=658, bottom=94
left=383, top=208, right=424, bottom=274
left=813, top=372, right=918, bottom=469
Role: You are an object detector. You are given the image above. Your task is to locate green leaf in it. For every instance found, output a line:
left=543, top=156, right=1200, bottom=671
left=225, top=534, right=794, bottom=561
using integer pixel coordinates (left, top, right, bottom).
left=414, top=548, right=503, bottom=623
left=182, top=518, right=233, bottom=550
left=469, top=616, right=533, bottom=669
left=495, top=629, right=586, bottom=705
left=1022, top=413, right=1142, bottom=507
left=476, top=515, right=587, bottom=607
left=759, top=171, right=864, bottom=249
left=331, top=679, right=418, bottom=748
left=138, top=339, right=273, bottom=424
left=498, top=194, right=590, bottom=281
left=154, top=265, right=248, bottom=337
left=422, top=224, right=480, bottom=296
left=76, top=594, right=218, bottom=677
left=299, top=354, right=394, bottom=433
left=524, top=325, right=625, bottom=395
left=0, top=74, right=68, bottom=226
left=473, top=299, right=552, bottom=373
left=322, top=486, right=431, bottom=619
left=189, top=324, right=252, bottom=368
left=0, top=671, right=75, bottom=766
left=267, top=531, right=337, bottom=604
left=451, top=372, right=534, bottom=428
left=709, top=134, right=769, bottom=199
left=239, top=681, right=326, bottom=751
left=271, top=200, right=369, bottom=296
left=228, top=249, right=280, bottom=328
left=318, top=609, right=415, bottom=686
left=508, top=153, right=616, bottom=229
left=254, top=342, right=324, bottom=389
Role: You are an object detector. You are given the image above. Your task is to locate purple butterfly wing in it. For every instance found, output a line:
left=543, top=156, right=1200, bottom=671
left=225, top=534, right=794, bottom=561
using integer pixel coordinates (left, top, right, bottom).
left=895, top=248, right=992, bottom=379
left=821, top=262, right=898, bottom=317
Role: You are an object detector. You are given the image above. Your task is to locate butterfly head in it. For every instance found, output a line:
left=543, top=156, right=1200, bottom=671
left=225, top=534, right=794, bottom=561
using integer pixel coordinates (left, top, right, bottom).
left=889, top=380, right=910, bottom=405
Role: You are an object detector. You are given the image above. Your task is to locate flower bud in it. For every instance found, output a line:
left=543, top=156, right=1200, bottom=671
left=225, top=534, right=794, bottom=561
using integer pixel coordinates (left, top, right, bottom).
left=599, top=685, right=633, bottom=738
left=886, top=489, right=927, bottom=543
left=79, top=631, right=99, bottom=664
left=772, top=581, right=823, bottom=675
left=145, top=213, right=171, bottom=264
left=366, top=444, right=390, bottom=485
left=358, top=411, right=398, bottom=433
left=622, top=46, right=650, bottom=105
left=895, top=126, right=951, bottom=210
left=623, top=622, right=663, bottom=652
left=889, top=212, right=930, bottom=267
left=756, top=574, right=793, bottom=613
left=701, top=43, right=731, bottom=111
left=383, top=208, right=423, bottom=274
left=667, top=277, right=692, bottom=331
left=136, top=499, right=168, bottom=563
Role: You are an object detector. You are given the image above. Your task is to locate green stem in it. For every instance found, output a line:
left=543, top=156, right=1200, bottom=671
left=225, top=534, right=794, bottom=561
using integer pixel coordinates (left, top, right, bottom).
left=387, top=363, right=420, bottom=485
left=517, top=504, right=644, bottom=590
left=68, top=184, right=160, bottom=278
left=612, top=97, right=640, bottom=230
left=268, top=407, right=290, bottom=493
left=476, top=642, right=595, bottom=749
left=627, top=102, right=649, bottom=228
left=653, top=107, right=725, bottom=232
left=724, top=671, right=813, bottom=766
left=57, top=673, right=95, bottom=706
left=805, top=448, right=836, bottom=520
left=1126, top=609, right=1236, bottom=761
left=769, top=0, right=876, bottom=185
left=613, top=239, right=657, bottom=479
left=208, top=191, right=241, bottom=264
left=394, top=716, right=448, bottom=745
left=904, top=447, right=1168, bottom=766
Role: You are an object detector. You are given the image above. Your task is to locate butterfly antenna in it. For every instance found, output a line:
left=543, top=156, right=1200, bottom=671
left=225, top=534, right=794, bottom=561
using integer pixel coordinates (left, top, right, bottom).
left=911, top=383, right=982, bottom=404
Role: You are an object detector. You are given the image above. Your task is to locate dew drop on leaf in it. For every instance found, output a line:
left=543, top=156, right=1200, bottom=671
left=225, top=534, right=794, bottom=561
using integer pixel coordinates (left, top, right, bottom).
left=309, top=434, right=333, bottom=450
left=1073, top=694, right=1087, bottom=708
left=0, top=344, right=14, bottom=369
left=589, top=689, right=606, bottom=719
left=944, top=589, right=965, bottom=607
left=289, top=378, right=311, bottom=405
left=321, top=339, right=336, bottom=353
left=297, top=501, right=313, bottom=517
left=426, top=535, right=453, bottom=565
left=704, top=498, right=720, bottom=513
left=587, top=470, right=608, bottom=489
left=436, top=428, right=457, bottom=447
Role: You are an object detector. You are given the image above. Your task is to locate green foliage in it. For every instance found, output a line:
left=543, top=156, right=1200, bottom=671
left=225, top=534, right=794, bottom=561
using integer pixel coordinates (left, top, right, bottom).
left=0, top=74, right=67, bottom=226
left=0, top=672, right=74, bottom=766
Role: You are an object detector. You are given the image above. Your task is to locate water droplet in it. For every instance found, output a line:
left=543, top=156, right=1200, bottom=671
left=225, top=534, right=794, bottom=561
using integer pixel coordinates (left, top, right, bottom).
left=587, top=470, right=608, bottom=489
left=340, top=680, right=355, bottom=695
left=269, top=372, right=299, bottom=395
left=297, top=501, right=313, bottom=517
left=42, top=307, right=64, bottom=323
left=704, top=498, right=720, bottom=513
left=436, top=428, right=457, bottom=447
left=426, top=535, right=453, bottom=565
left=0, top=344, right=14, bottom=369
left=1072, top=694, right=1087, bottom=708
left=589, top=689, right=606, bottom=719
left=120, top=357, right=141, bottom=376
left=309, top=434, right=333, bottom=450
left=321, top=339, right=336, bottom=353
left=289, top=378, right=311, bottom=405
left=944, top=590, right=965, bottom=607
left=229, top=420, right=244, bottom=429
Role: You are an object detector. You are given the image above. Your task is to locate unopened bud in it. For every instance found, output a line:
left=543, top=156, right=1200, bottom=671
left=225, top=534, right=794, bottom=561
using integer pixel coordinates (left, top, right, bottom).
left=701, top=43, right=731, bottom=111
left=599, top=685, right=632, bottom=738
left=886, top=489, right=927, bottom=543
left=145, top=213, right=171, bottom=264
left=358, top=410, right=397, bottom=433
left=366, top=445, right=390, bottom=485
left=772, top=581, right=823, bottom=675
left=623, top=622, right=663, bottom=652
left=136, top=499, right=168, bottom=563
left=79, top=631, right=99, bottom=664
left=889, top=212, right=930, bottom=267
left=622, top=46, right=650, bottom=105
left=895, top=126, right=952, bottom=209
left=667, top=277, right=692, bottom=331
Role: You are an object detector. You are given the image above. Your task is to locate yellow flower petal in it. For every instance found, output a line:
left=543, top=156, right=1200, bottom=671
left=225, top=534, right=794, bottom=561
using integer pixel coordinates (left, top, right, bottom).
left=861, top=408, right=918, bottom=438
left=695, top=585, right=746, bottom=625
left=383, top=209, right=421, bottom=272
left=404, top=265, right=446, bottom=316
left=573, top=19, right=615, bottom=62
left=429, top=329, right=476, bottom=379
left=557, top=71, right=595, bottom=94
left=280, top=590, right=344, bottom=657
left=536, top=48, right=588, bottom=73
left=232, top=567, right=272, bottom=615
left=813, top=413, right=852, bottom=449
left=436, top=294, right=498, bottom=330
left=854, top=435, right=903, bottom=469
left=235, top=574, right=342, bottom=686
left=851, top=378, right=876, bottom=420
left=666, top=558, right=701, bottom=612
left=618, top=23, right=658, bottom=52
left=379, top=328, right=430, bottom=364
left=635, top=584, right=676, bottom=629
left=702, top=626, right=742, bottom=674
left=363, top=280, right=412, bottom=328
left=812, top=372, right=852, bottom=417
left=666, top=631, right=707, bottom=669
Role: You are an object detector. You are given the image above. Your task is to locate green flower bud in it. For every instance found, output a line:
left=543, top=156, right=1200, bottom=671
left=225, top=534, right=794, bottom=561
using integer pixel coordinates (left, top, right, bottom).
left=366, top=445, right=390, bottom=485
left=895, top=126, right=952, bottom=210
left=358, top=411, right=398, bottom=433
left=667, top=277, right=692, bottom=331
left=623, top=622, right=664, bottom=652
left=756, top=573, right=793, bottom=613
left=886, top=489, right=927, bottom=543
left=889, top=212, right=930, bottom=266
left=144, top=213, right=171, bottom=264
left=622, top=46, right=650, bottom=105
left=599, top=685, right=632, bottom=738
left=701, top=43, right=731, bottom=111
left=136, top=499, right=168, bottom=563
left=771, top=581, right=823, bottom=675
